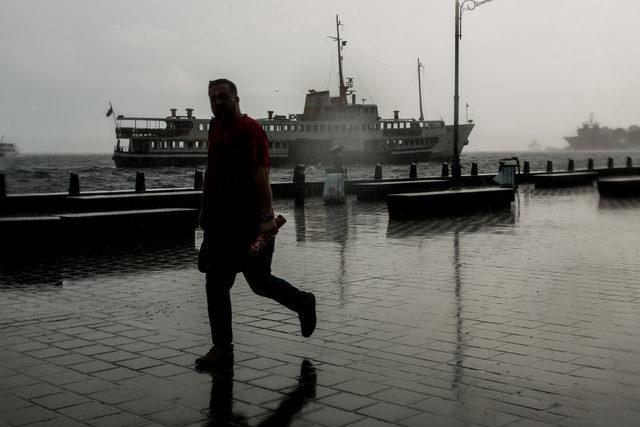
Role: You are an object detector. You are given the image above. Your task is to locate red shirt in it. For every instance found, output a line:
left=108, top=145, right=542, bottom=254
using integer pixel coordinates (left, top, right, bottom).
left=203, top=115, right=270, bottom=251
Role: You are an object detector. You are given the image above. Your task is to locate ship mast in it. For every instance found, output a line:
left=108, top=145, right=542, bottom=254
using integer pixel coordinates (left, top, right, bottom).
left=330, top=14, right=348, bottom=105
left=417, top=58, right=425, bottom=121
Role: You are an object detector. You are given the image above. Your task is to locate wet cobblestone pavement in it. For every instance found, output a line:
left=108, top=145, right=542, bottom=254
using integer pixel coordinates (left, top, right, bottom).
left=2, top=184, right=640, bottom=426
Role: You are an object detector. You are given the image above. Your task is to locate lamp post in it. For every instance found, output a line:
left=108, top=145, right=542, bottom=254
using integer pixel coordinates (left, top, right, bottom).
left=453, top=0, right=493, bottom=188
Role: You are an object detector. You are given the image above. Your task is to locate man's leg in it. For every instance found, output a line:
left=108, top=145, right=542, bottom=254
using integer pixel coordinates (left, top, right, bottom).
left=205, top=265, right=237, bottom=347
left=196, top=259, right=237, bottom=370
left=243, top=240, right=316, bottom=337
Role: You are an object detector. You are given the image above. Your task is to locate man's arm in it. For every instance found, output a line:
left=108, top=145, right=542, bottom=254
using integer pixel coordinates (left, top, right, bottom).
left=256, top=165, right=277, bottom=236
left=198, top=168, right=209, bottom=229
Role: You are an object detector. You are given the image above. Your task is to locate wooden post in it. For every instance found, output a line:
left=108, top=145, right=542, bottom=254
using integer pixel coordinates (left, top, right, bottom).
left=588, top=158, right=594, bottom=171
left=68, top=173, right=80, bottom=196
left=409, top=163, right=417, bottom=179
left=523, top=161, right=530, bottom=175
left=441, top=163, right=449, bottom=177
left=608, top=157, right=614, bottom=169
left=567, top=159, right=574, bottom=172
left=135, top=172, right=146, bottom=192
left=546, top=160, right=553, bottom=174
left=471, top=162, right=478, bottom=176
left=0, top=173, right=5, bottom=198
left=194, top=170, right=204, bottom=191
left=627, top=157, right=633, bottom=168
left=374, top=164, right=382, bottom=180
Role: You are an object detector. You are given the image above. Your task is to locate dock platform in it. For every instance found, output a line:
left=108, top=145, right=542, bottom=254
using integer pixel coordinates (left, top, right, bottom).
left=530, top=171, right=598, bottom=188
left=387, top=187, right=516, bottom=219
left=597, top=175, right=640, bottom=197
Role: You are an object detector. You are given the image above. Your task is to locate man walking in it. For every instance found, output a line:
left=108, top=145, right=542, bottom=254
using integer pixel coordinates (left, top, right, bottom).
left=197, top=78, right=316, bottom=370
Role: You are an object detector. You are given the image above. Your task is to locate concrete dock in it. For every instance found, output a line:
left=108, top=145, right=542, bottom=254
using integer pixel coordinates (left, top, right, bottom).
left=2, top=184, right=640, bottom=426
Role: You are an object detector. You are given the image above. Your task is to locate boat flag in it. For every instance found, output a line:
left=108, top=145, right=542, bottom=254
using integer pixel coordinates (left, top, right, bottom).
left=106, top=103, right=113, bottom=117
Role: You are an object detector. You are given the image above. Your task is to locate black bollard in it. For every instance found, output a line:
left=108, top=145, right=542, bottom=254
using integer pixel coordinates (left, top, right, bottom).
left=523, top=161, right=530, bottom=175
left=546, top=160, right=553, bottom=174
left=194, top=170, right=204, bottom=191
left=471, top=162, right=478, bottom=176
left=441, top=162, right=449, bottom=177
left=627, top=157, right=633, bottom=168
left=374, top=164, right=382, bottom=180
left=409, top=163, right=417, bottom=179
left=588, top=158, right=594, bottom=171
left=0, top=173, right=5, bottom=198
left=567, top=159, right=574, bottom=172
left=68, top=173, right=80, bottom=196
left=293, top=164, right=306, bottom=206
left=135, top=172, right=146, bottom=192
left=608, top=157, right=614, bottom=169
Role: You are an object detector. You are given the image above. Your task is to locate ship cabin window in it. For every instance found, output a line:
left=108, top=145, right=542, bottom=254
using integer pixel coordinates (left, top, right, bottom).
left=313, top=125, right=318, bottom=132
left=268, top=125, right=274, bottom=132
left=305, top=125, right=311, bottom=132
left=347, top=124, right=352, bottom=131
left=275, top=142, right=280, bottom=149
left=398, top=139, right=403, bottom=145
left=198, top=124, right=204, bottom=131
left=283, top=125, right=288, bottom=131
left=179, top=141, right=184, bottom=149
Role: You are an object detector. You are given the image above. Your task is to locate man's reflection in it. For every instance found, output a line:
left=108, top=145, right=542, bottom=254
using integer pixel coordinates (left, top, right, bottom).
left=206, top=359, right=317, bottom=426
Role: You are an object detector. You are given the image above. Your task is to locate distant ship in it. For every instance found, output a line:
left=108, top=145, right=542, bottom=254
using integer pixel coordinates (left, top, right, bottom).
left=564, top=115, right=640, bottom=150
left=0, top=136, right=18, bottom=157
left=111, top=16, right=474, bottom=168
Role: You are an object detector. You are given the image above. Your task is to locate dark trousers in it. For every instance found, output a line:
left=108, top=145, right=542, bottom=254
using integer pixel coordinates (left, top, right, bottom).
left=205, top=238, right=303, bottom=347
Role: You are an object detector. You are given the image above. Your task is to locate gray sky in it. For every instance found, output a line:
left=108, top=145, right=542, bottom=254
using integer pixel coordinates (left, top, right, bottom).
left=1, top=0, right=639, bottom=153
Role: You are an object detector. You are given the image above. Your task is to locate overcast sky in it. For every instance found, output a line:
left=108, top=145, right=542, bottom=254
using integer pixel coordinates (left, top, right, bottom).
left=1, top=0, right=639, bottom=153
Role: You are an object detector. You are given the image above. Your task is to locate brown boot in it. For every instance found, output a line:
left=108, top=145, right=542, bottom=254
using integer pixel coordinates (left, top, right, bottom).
left=195, top=345, right=234, bottom=371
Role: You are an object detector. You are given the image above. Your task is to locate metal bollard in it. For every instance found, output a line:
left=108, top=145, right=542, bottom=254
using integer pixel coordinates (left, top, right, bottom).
left=374, top=164, right=382, bottom=180
left=441, top=162, right=449, bottom=177
left=293, top=164, right=306, bottom=206
left=546, top=160, right=553, bottom=174
left=135, top=172, right=146, bottom=192
left=627, top=157, right=633, bottom=168
left=588, top=158, right=594, bottom=171
left=567, top=159, right=574, bottom=172
left=409, top=163, right=417, bottom=179
left=68, top=173, right=80, bottom=196
left=471, top=162, right=478, bottom=176
left=0, top=173, right=5, bottom=198
left=608, top=157, right=614, bottom=169
left=523, top=161, right=530, bottom=174
left=194, top=170, right=204, bottom=191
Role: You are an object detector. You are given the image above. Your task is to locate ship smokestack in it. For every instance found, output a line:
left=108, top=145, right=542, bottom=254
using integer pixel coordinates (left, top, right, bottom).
left=186, top=108, right=193, bottom=118
left=352, top=94, right=356, bottom=105
left=268, top=111, right=274, bottom=120
left=170, top=108, right=177, bottom=117
left=393, top=110, right=399, bottom=120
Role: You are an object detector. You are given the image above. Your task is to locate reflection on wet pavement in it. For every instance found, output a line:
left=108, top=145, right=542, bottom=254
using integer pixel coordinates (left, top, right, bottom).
left=2, top=184, right=640, bottom=426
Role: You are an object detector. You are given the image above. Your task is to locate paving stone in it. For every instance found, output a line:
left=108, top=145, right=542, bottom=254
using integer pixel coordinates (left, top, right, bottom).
left=57, top=401, right=120, bottom=421
left=31, top=391, right=90, bottom=410
left=0, top=406, right=58, bottom=426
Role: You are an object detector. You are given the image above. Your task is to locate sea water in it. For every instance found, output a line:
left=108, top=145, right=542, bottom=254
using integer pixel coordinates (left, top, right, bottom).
left=1, top=151, right=639, bottom=195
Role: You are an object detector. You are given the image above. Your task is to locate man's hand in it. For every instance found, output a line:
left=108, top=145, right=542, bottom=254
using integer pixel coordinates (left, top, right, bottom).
left=259, top=218, right=278, bottom=236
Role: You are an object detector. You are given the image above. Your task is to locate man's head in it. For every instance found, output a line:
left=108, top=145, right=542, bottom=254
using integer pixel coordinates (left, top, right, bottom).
left=209, top=78, right=241, bottom=121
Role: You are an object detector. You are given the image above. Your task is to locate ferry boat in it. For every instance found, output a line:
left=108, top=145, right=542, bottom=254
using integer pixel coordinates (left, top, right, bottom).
left=0, top=136, right=18, bottom=157
left=564, top=114, right=640, bottom=150
left=112, top=16, right=474, bottom=168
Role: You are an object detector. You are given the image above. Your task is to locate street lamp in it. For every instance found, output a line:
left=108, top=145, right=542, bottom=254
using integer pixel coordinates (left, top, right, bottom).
left=453, top=0, right=494, bottom=188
